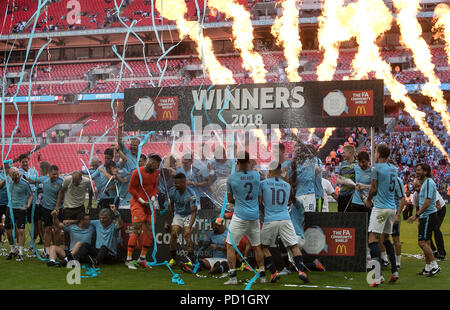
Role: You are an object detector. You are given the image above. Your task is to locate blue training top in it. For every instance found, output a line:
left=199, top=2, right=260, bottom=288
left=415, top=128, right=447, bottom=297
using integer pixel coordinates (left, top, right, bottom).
left=259, top=177, right=291, bottom=222
left=418, top=178, right=437, bottom=218
left=227, top=170, right=261, bottom=221
left=371, top=162, right=397, bottom=210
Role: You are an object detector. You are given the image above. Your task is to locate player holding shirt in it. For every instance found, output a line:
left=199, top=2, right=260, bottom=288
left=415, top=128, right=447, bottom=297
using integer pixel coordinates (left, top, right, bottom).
left=4, top=167, right=33, bottom=261
left=225, top=152, right=265, bottom=285
left=125, top=154, right=161, bottom=269
left=259, top=162, right=310, bottom=283
left=165, top=173, right=199, bottom=268
left=407, top=163, right=440, bottom=277
left=364, top=144, right=401, bottom=286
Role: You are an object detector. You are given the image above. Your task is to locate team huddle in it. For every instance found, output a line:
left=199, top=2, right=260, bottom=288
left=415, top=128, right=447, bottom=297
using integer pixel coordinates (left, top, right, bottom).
left=0, top=124, right=446, bottom=286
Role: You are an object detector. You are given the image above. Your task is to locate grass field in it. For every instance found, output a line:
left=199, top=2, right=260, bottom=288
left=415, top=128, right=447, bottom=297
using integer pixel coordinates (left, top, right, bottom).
left=0, top=202, right=448, bottom=290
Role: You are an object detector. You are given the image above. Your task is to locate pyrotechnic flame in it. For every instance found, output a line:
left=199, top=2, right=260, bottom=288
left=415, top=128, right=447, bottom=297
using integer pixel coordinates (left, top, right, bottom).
left=208, top=0, right=267, bottom=83
left=154, top=0, right=235, bottom=84
left=318, top=127, right=334, bottom=150
left=393, top=0, right=450, bottom=135
left=347, top=0, right=448, bottom=159
left=433, top=3, right=450, bottom=65
left=307, top=128, right=314, bottom=142
left=271, top=0, right=302, bottom=82
left=253, top=128, right=268, bottom=147
left=317, top=0, right=353, bottom=81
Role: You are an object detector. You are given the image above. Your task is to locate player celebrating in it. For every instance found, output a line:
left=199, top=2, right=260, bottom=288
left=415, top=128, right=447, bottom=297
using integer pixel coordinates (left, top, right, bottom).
left=37, top=165, right=64, bottom=257
left=407, top=163, right=440, bottom=277
left=259, top=162, right=310, bottom=283
left=364, top=144, right=401, bottom=286
left=165, top=173, right=199, bottom=268
left=4, top=167, right=33, bottom=261
left=225, top=151, right=265, bottom=285
left=125, top=154, right=161, bottom=269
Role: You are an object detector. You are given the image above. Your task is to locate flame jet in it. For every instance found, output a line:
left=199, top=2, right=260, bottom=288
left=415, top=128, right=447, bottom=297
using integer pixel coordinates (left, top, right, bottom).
left=208, top=0, right=267, bottom=83
left=271, top=0, right=302, bottom=82
left=154, top=0, right=235, bottom=85
left=433, top=3, right=450, bottom=65
left=348, top=0, right=448, bottom=158
left=393, top=0, right=450, bottom=135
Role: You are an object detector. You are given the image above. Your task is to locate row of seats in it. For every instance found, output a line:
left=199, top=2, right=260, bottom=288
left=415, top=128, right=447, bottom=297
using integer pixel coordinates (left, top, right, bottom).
left=2, top=64, right=449, bottom=97
left=2, top=113, right=87, bottom=137
left=1, top=0, right=260, bottom=34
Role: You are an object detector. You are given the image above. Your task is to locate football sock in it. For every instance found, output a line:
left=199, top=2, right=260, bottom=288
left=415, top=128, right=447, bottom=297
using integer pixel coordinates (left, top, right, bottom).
left=229, top=269, right=237, bottom=277
left=383, top=240, right=397, bottom=273
left=18, top=246, right=23, bottom=256
left=381, top=251, right=388, bottom=261
left=396, top=255, right=401, bottom=266
left=264, top=256, right=277, bottom=274
left=425, top=264, right=431, bottom=272
left=140, top=233, right=153, bottom=259
left=293, top=255, right=305, bottom=272
left=220, top=261, right=228, bottom=272
left=188, top=251, right=195, bottom=263
left=369, top=242, right=381, bottom=262
left=127, top=234, right=138, bottom=260
left=170, top=250, right=177, bottom=261
left=431, top=260, right=438, bottom=268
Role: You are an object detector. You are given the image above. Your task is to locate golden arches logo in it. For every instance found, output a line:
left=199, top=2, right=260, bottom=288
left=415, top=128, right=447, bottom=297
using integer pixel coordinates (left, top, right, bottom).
left=336, top=244, right=347, bottom=254
left=162, top=110, right=173, bottom=120
left=355, top=105, right=367, bottom=115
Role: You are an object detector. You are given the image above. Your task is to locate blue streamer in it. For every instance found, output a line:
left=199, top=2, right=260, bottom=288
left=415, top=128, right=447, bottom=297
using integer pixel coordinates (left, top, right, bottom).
left=1, top=0, right=49, bottom=252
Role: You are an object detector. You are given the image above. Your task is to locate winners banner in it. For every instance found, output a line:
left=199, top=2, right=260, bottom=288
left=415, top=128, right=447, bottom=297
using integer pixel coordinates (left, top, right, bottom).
left=124, top=80, right=384, bottom=131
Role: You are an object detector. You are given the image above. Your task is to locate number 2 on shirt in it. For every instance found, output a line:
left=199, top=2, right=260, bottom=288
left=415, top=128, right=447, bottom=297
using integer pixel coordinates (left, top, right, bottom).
left=244, top=182, right=253, bottom=200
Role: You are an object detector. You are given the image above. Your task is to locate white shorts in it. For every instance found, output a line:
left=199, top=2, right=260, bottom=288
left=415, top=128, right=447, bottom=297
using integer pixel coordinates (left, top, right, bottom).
left=226, top=216, right=261, bottom=247
left=368, top=207, right=396, bottom=234
left=118, top=204, right=130, bottom=210
left=261, top=220, right=298, bottom=247
left=296, top=193, right=316, bottom=212
left=172, top=213, right=192, bottom=228
left=297, top=237, right=305, bottom=250
left=204, top=257, right=227, bottom=267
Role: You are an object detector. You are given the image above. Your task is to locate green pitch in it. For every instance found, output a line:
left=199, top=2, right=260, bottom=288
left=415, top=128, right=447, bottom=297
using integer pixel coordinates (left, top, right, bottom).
left=0, top=203, right=448, bottom=290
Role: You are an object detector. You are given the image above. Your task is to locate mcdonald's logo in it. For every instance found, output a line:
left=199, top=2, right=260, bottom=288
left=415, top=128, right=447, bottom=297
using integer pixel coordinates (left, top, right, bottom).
left=162, top=110, right=173, bottom=120
left=355, top=105, right=367, bottom=115
left=336, top=244, right=347, bottom=254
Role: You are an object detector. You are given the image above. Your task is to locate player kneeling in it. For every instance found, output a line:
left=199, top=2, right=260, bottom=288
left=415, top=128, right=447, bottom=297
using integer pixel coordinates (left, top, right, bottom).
left=260, top=162, right=310, bottom=283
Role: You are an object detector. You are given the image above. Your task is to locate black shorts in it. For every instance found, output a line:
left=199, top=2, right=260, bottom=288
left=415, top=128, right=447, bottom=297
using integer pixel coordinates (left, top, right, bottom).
left=99, top=198, right=116, bottom=209
left=338, top=194, right=353, bottom=212
left=40, top=206, right=55, bottom=227
left=26, top=204, right=40, bottom=224
left=418, top=213, right=437, bottom=241
left=63, top=206, right=84, bottom=220
left=0, top=204, right=7, bottom=219
left=5, top=209, right=27, bottom=229
left=392, top=222, right=400, bottom=236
